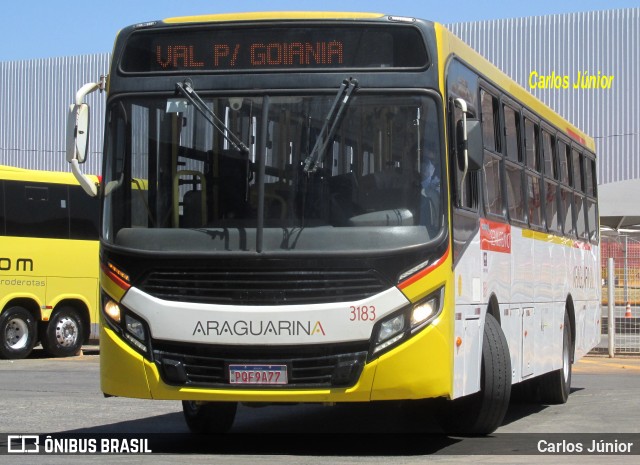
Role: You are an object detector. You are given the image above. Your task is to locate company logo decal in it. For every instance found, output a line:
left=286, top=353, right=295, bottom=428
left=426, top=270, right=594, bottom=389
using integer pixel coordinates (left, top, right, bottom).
left=0, top=257, right=34, bottom=272
left=573, top=266, right=595, bottom=290
left=192, top=320, right=326, bottom=337
left=480, top=218, right=512, bottom=254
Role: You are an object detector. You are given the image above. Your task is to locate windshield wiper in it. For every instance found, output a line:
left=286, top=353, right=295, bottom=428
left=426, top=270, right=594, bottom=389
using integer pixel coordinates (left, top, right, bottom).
left=175, top=80, right=249, bottom=154
left=303, top=77, right=359, bottom=173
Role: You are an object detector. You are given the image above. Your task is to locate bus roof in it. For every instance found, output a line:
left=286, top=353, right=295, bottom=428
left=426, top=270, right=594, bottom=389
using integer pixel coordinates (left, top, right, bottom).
left=163, top=11, right=385, bottom=24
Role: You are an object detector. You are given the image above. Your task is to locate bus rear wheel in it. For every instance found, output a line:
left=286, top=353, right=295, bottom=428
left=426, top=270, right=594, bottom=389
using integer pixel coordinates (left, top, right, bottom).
left=0, top=306, right=36, bottom=359
left=436, top=313, right=512, bottom=435
left=537, top=311, right=572, bottom=404
left=182, top=401, right=238, bottom=434
left=41, top=307, right=85, bottom=357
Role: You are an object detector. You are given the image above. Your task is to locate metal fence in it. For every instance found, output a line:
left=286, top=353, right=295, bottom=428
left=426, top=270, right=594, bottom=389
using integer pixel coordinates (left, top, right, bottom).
left=595, top=235, right=640, bottom=354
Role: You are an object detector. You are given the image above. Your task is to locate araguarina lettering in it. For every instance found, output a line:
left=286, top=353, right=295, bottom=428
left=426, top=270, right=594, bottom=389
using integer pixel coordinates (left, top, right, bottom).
left=192, top=319, right=326, bottom=337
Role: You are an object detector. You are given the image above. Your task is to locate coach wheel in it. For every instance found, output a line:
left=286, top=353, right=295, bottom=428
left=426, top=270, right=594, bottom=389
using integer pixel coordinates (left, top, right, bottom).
left=41, top=307, right=85, bottom=357
left=537, top=311, right=572, bottom=404
left=182, top=400, right=238, bottom=434
left=0, top=306, right=37, bottom=359
left=436, top=313, right=512, bottom=435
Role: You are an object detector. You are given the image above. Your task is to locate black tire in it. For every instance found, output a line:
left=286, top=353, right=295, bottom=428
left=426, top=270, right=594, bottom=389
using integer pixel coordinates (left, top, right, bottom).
left=437, top=313, right=512, bottom=435
left=41, top=307, right=85, bottom=357
left=538, top=311, right=572, bottom=404
left=0, top=306, right=37, bottom=359
left=182, top=401, right=238, bottom=434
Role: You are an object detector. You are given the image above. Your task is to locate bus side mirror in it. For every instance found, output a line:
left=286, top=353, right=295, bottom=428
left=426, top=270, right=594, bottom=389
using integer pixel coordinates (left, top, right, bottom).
left=66, top=80, right=104, bottom=197
left=465, top=119, right=483, bottom=171
left=456, top=118, right=483, bottom=171
left=66, top=103, right=90, bottom=164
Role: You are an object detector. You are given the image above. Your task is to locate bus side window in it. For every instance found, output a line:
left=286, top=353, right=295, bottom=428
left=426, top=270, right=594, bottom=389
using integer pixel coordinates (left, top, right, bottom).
left=69, top=185, right=100, bottom=240
left=502, top=105, right=525, bottom=223
left=542, top=130, right=557, bottom=179
left=574, top=191, right=587, bottom=239
left=480, top=89, right=503, bottom=217
left=505, top=162, right=525, bottom=222
left=541, top=129, right=560, bottom=233
left=480, top=89, right=499, bottom=153
left=447, top=59, right=480, bottom=213
left=4, top=181, right=69, bottom=239
left=557, top=140, right=570, bottom=185
left=572, top=149, right=583, bottom=192
left=560, top=185, right=574, bottom=237
left=557, top=139, right=574, bottom=236
left=451, top=103, right=480, bottom=211
left=527, top=173, right=543, bottom=228
left=585, top=156, right=595, bottom=197
left=573, top=150, right=588, bottom=240
left=503, top=105, right=521, bottom=162
left=524, top=118, right=543, bottom=228
left=584, top=154, right=598, bottom=243
left=524, top=118, right=540, bottom=171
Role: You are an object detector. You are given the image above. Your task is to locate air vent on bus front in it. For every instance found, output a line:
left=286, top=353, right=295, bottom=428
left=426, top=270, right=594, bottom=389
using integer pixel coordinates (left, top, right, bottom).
left=139, top=268, right=389, bottom=305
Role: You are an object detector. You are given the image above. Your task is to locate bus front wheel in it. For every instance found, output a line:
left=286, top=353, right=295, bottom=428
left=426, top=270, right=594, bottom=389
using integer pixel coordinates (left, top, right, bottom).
left=41, top=307, right=85, bottom=357
left=0, top=306, right=37, bottom=359
left=436, top=313, right=512, bottom=435
left=182, top=401, right=238, bottom=434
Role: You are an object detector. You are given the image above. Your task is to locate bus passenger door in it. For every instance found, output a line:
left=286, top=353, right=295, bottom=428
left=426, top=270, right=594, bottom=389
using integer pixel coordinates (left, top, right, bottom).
left=446, top=60, right=484, bottom=398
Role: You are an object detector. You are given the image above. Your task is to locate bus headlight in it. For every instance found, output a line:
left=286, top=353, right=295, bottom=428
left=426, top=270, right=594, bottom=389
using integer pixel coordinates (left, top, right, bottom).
left=125, top=314, right=146, bottom=341
left=101, top=293, right=149, bottom=354
left=410, top=291, right=441, bottom=330
left=370, top=287, right=444, bottom=358
left=124, top=314, right=148, bottom=353
left=104, top=299, right=122, bottom=323
left=376, top=314, right=406, bottom=345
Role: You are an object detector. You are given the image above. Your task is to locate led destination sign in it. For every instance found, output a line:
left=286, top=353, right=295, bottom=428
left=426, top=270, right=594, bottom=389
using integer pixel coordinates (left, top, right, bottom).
left=121, top=26, right=428, bottom=72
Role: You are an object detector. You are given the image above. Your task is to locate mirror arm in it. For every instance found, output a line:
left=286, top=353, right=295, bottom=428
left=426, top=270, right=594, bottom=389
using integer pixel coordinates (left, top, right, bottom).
left=75, top=81, right=101, bottom=105
left=70, top=159, right=98, bottom=196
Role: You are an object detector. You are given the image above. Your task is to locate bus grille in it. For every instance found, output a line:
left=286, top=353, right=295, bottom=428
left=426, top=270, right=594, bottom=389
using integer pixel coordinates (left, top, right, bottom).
left=153, top=342, right=369, bottom=388
left=139, top=268, right=388, bottom=305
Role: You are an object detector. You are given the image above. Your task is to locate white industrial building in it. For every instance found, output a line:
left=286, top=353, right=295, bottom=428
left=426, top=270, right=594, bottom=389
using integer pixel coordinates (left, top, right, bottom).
left=2, top=9, right=638, bottom=229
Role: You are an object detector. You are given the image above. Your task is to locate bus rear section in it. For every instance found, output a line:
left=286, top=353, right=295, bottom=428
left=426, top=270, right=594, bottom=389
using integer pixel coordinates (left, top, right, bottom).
left=0, top=166, right=100, bottom=359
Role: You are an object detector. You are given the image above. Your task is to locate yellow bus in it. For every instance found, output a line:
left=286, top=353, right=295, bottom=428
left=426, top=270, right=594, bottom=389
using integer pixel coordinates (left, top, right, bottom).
left=67, top=12, right=600, bottom=435
left=0, top=166, right=100, bottom=359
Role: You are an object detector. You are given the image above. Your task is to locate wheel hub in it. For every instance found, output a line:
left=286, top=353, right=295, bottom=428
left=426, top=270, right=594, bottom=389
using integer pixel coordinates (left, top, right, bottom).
left=5, top=318, right=28, bottom=349
left=55, top=317, right=78, bottom=347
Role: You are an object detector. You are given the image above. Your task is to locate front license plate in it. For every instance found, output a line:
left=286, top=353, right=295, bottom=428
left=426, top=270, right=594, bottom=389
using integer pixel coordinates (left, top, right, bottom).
left=229, top=364, right=288, bottom=385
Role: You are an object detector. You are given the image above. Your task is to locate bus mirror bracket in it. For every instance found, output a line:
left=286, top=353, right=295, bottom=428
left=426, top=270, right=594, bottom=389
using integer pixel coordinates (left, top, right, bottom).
left=66, top=77, right=105, bottom=197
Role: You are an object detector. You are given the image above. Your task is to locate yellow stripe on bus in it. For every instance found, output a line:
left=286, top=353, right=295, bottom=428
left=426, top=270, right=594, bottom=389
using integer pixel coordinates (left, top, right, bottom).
left=163, top=12, right=385, bottom=24
left=521, top=229, right=583, bottom=248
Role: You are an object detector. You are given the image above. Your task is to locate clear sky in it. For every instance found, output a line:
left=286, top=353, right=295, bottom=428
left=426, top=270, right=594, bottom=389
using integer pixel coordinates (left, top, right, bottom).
left=1, top=0, right=638, bottom=61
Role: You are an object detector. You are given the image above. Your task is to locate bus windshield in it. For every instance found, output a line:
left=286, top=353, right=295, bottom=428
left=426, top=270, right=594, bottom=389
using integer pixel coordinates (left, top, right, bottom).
left=102, top=92, right=444, bottom=254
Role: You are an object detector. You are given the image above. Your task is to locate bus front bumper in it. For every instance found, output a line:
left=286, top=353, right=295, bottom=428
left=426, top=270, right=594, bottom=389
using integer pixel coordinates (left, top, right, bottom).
left=100, top=316, right=452, bottom=403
